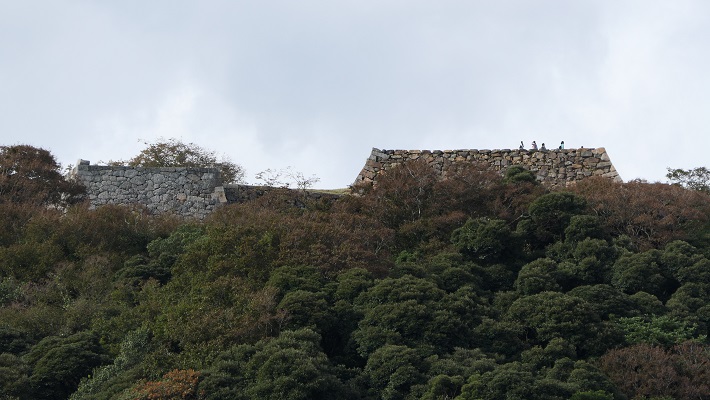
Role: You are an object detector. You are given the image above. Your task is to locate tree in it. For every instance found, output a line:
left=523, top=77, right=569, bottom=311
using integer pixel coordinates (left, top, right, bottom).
left=614, top=315, right=701, bottom=346
left=517, top=192, right=588, bottom=249
left=129, top=369, right=203, bottom=400
left=515, top=258, right=563, bottom=295
left=362, top=344, right=427, bottom=400
left=564, top=215, right=609, bottom=244
left=123, top=138, right=245, bottom=184
left=503, top=165, right=537, bottom=184
left=352, top=275, right=448, bottom=356
left=276, top=290, right=333, bottom=333
left=451, top=218, right=517, bottom=263
left=528, top=192, right=587, bottom=233
left=666, top=166, right=710, bottom=192
left=435, top=162, right=504, bottom=218
left=548, top=238, right=619, bottom=288
left=70, top=328, right=152, bottom=400
left=23, top=331, right=110, bottom=399
left=199, top=329, right=346, bottom=400
left=357, top=159, right=440, bottom=229
left=459, top=362, right=537, bottom=400
left=599, top=341, right=710, bottom=400
left=611, top=250, right=676, bottom=299
left=568, top=177, right=710, bottom=250
left=0, top=144, right=84, bottom=206
left=505, top=291, right=602, bottom=352
left=254, top=166, right=320, bottom=191
left=566, top=285, right=636, bottom=319
left=569, top=390, right=613, bottom=400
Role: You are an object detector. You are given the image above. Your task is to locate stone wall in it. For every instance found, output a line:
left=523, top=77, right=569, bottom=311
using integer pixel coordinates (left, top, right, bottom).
left=69, top=161, right=342, bottom=218
left=354, top=147, right=621, bottom=187
left=70, top=146, right=622, bottom=218
left=70, top=160, right=227, bottom=219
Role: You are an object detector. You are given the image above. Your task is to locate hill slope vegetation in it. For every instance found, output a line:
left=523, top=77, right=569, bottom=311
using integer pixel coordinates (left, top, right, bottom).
left=1, top=146, right=710, bottom=400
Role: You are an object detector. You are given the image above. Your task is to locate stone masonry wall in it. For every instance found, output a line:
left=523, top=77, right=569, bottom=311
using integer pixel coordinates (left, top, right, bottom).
left=70, top=146, right=621, bottom=218
left=69, top=161, right=342, bottom=218
left=70, top=160, right=227, bottom=219
left=355, top=147, right=621, bottom=187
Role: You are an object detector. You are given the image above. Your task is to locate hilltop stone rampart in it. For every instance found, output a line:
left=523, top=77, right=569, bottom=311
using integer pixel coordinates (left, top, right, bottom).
left=354, top=147, right=621, bottom=187
left=69, top=160, right=340, bottom=218
left=70, top=146, right=621, bottom=218
left=70, top=160, right=226, bottom=219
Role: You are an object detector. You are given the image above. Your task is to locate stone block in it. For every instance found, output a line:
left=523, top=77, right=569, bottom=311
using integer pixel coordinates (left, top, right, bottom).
left=372, top=150, right=389, bottom=159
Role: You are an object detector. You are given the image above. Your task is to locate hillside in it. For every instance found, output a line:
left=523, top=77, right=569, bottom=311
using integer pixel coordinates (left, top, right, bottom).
left=1, top=145, right=710, bottom=400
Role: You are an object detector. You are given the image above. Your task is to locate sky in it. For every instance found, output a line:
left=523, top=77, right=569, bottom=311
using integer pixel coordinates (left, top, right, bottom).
left=2, top=0, right=709, bottom=188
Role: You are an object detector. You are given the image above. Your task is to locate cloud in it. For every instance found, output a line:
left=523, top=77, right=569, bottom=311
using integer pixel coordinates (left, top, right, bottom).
left=2, top=0, right=710, bottom=187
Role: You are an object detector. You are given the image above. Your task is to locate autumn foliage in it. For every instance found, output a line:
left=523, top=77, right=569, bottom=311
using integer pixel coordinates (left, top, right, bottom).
left=130, top=369, right=203, bottom=400
left=599, top=341, right=710, bottom=399
left=0, top=144, right=84, bottom=206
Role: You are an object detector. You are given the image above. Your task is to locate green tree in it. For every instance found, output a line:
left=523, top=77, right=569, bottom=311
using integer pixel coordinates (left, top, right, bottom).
left=277, top=290, right=333, bottom=333
left=567, top=285, right=636, bottom=319
left=611, top=250, right=676, bottom=299
left=363, top=344, right=426, bottom=400
left=0, top=352, right=30, bottom=398
left=569, top=390, right=613, bottom=400
left=451, top=218, right=517, bottom=263
left=665, top=282, right=710, bottom=332
left=518, top=192, right=588, bottom=248
left=566, top=361, right=621, bottom=399
left=666, top=166, right=710, bottom=192
left=503, top=165, right=537, bottom=184
left=459, top=362, right=536, bottom=400
left=564, top=215, right=609, bottom=244
left=199, top=329, right=346, bottom=400
left=505, top=291, right=602, bottom=352
left=267, top=264, right=325, bottom=296
left=70, top=328, right=152, bottom=400
left=23, top=331, right=110, bottom=399
left=615, top=315, right=702, bottom=346
left=417, top=348, right=497, bottom=399
left=515, top=258, right=563, bottom=295
left=353, top=275, right=470, bottom=356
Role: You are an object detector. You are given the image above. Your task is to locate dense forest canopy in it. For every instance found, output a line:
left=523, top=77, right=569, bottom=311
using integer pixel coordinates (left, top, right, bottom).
left=1, top=144, right=710, bottom=400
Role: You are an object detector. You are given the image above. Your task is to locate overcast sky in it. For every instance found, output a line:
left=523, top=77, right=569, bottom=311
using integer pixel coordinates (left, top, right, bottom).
left=2, top=0, right=709, bottom=188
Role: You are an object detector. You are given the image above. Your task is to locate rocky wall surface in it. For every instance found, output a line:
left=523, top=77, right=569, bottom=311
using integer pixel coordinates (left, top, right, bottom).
left=354, top=147, right=622, bottom=188
left=70, top=160, right=226, bottom=219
